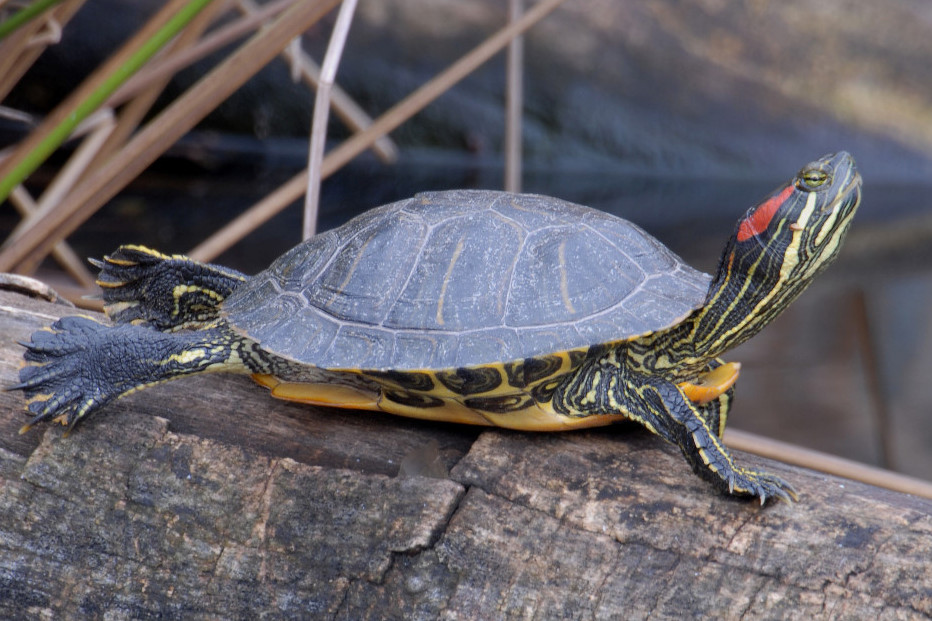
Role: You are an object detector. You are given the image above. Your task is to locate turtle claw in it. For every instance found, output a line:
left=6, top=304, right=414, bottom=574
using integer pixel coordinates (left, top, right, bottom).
left=724, top=466, right=798, bottom=505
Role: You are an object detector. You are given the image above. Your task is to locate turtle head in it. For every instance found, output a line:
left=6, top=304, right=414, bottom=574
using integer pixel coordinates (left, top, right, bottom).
left=733, top=151, right=861, bottom=279
left=688, top=152, right=861, bottom=361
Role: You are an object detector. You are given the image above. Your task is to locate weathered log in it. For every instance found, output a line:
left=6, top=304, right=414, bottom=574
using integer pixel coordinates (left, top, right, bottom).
left=1, top=288, right=930, bottom=619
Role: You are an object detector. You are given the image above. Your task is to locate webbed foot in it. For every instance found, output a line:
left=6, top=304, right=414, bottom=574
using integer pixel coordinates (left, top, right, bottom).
left=9, top=316, right=121, bottom=433
left=10, top=313, right=251, bottom=435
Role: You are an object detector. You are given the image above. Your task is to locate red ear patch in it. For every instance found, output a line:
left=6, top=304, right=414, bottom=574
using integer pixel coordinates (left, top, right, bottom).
left=737, top=184, right=795, bottom=242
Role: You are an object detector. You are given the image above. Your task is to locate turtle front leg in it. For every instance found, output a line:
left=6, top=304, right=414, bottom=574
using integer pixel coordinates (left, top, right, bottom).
left=9, top=315, right=261, bottom=433
left=631, top=375, right=797, bottom=504
left=93, top=246, right=247, bottom=331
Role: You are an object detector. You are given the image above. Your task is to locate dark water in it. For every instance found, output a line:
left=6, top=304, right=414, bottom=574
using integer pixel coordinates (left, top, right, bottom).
left=1, top=137, right=923, bottom=297
left=47, top=145, right=930, bottom=282
left=34, top=151, right=805, bottom=272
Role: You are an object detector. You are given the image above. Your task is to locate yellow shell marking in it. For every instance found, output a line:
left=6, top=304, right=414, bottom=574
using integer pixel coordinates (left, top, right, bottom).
left=436, top=237, right=466, bottom=327
left=557, top=239, right=575, bottom=314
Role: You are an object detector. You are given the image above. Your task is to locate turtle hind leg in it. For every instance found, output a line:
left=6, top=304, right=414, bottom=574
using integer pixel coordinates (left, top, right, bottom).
left=93, top=245, right=247, bottom=331
left=10, top=315, right=257, bottom=433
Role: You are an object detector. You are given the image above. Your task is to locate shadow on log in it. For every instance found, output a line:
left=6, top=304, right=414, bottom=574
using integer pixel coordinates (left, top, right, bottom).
left=1, top=288, right=930, bottom=618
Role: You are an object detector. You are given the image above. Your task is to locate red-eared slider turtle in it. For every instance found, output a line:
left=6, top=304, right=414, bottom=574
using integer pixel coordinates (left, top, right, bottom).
left=12, top=152, right=862, bottom=503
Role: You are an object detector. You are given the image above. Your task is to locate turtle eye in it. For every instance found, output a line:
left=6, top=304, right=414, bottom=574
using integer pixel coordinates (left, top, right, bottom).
left=796, top=167, right=829, bottom=190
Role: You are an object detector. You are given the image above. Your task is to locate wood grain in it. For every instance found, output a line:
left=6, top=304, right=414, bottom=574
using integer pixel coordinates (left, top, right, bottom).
left=1, top=288, right=929, bottom=619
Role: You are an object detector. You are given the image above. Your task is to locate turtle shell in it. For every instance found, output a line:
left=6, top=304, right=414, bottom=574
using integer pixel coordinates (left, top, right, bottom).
left=222, top=190, right=712, bottom=370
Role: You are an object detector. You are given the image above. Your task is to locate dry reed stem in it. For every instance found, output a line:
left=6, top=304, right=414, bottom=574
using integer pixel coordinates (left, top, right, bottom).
left=189, top=0, right=569, bottom=261
left=850, top=289, right=895, bottom=470
left=0, top=107, right=115, bottom=166
left=288, top=47, right=399, bottom=164
left=0, top=5, right=49, bottom=100
left=236, top=0, right=397, bottom=164
left=94, top=0, right=230, bottom=168
left=9, top=110, right=116, bottom=246
left=0, top=0, right=148, bottom=104
left=7, top=110, right=114, bottom=282
left=109, top=0, right=295, bottom=108
left=0, top=0, right=194, bottom=196
left=504, top=0, right=524, bottom=193
left=24, top=9, right=62, bottom=47
left=0, top=0, right=343, bottom=273
left=9, top=187, right=95, bottom=287
left=189, top=171, right=306, bottom=261
left=7, top=0, right=226, bottom=251
left=303, top=0, right=358, bottom=239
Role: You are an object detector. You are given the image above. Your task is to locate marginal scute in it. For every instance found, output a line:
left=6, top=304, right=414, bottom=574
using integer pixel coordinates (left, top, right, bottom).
left=504, top=355, right=564, bottom=388
left=464, top=394, right=534, bottom=414
left=568, top=349, right=593, bottom=367
left=383, top=390, right=445, bottom=409
left=435, top=367, right=503, bottom=395
left=530, top=378, right=564, bottom=404
left=366, top=369, right=435, bottom=392
left=222, top=190, right=713, bottom=370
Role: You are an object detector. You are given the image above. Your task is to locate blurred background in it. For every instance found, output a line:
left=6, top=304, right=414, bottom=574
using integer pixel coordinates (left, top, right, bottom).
left=2, top=0, right=932, bottom=479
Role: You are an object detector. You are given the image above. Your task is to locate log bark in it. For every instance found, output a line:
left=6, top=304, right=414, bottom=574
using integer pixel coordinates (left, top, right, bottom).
left=1, top=288, right=930, bottom=619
